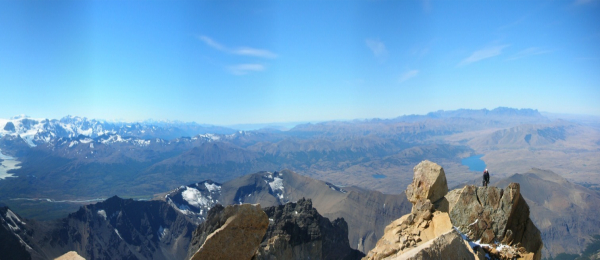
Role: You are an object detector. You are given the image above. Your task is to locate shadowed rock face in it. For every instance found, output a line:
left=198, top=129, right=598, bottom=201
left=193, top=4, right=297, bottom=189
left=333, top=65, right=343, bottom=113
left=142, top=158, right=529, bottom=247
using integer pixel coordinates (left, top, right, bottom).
left=449, top=183, right=543, bottom=257
left=187, top=204, right=269, bottom=260
left=0, top=196, right=196, bottom=260
left=494, top=169, right=600, bottom=258
left=255, top=198, right=365, bottom=260
left=0, top=207, right=32, bottom=260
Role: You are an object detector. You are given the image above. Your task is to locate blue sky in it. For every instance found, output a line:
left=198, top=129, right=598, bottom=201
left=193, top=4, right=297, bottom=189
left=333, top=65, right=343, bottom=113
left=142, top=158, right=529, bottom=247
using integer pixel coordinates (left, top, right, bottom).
left=0, top=0, right=599, bottom=125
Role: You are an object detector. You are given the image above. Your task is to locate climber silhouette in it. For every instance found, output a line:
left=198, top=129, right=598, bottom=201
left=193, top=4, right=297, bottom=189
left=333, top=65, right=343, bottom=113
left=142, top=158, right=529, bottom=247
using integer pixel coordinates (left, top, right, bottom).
left=482, top=169, right=490, bottom=187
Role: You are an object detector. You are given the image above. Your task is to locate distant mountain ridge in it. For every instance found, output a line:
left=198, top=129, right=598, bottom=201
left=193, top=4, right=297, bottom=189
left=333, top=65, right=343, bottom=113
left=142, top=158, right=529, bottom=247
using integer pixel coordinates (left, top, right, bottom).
left=289, top=107, right=550, bottom=139
left=0, top=107, right=548, bottom=147
left=0, top=115, right=237, bottom=147
left=392, top=107, right=546, bottom=122
left=1, top=106, right=597, bottom=241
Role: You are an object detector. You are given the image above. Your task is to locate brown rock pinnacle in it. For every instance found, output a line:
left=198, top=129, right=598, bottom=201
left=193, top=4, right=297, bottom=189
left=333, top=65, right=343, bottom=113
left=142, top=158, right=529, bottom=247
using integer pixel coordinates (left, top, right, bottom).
left=406, top=160, right=448, bottom=204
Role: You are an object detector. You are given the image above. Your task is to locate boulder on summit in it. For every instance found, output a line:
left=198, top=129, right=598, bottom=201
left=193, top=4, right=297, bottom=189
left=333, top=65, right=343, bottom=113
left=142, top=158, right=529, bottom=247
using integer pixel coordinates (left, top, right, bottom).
left=406, top=160, right=448, bottom=204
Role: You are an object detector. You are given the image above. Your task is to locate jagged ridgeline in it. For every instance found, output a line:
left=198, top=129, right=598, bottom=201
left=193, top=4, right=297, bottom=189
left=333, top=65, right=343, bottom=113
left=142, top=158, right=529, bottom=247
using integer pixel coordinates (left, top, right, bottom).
left=0, top=197, right=196, bottom=260
left=0, top=169, right=410, bottom=260
left=2, top=161, right=594, bottom=260
left=186, top=199, right=364, bottom=260
left=162, top=169, right=411, bottom=253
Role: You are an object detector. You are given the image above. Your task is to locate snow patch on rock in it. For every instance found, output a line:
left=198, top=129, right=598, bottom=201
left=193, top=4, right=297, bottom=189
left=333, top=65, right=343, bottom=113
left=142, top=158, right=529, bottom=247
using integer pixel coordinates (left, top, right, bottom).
left=97, top=210, right=107, bottom=220
left=5, top=209, right=25, bottom=231
left=182, top=187, right=210, bottom=208
left=157, top=225, right=169, bottom=241
left=205, top=182, right=221, bottom=193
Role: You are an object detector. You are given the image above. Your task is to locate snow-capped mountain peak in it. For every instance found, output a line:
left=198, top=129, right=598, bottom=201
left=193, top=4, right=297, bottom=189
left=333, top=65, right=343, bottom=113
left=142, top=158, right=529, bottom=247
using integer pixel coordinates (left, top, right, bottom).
left=0, top=116, right=235, bottom=148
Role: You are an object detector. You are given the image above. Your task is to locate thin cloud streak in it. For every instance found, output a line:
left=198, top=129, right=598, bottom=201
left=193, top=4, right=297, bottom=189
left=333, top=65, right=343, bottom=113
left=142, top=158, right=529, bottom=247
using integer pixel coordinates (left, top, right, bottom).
left=198, top=35, right=277, bottom=59
left=399, top=70, right=419, bottom=83
left=458, top=45, right=510, bottom=66
left=366, top=38, right=388, bottom=58
left=228, top=64, right=265, bottom=75
left=197, top=35, right=226, bottom=51
left=507, top=47, right=554, bottom=60
left=233, top=47, right=277, bottom=59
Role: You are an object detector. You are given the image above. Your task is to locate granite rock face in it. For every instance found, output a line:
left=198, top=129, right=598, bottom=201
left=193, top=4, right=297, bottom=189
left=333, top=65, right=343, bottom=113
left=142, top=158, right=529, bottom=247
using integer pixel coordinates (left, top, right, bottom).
left=396, top=229, right=477, bottom=260
left=363, top=211, right=454, bottom=260
left=449, top=183, right=543, bottom=259
left=187, top=203, right=269, bottom=260
left=406, top=160, right=448, bottom=204
left=254, top=198, right=364, bottom=260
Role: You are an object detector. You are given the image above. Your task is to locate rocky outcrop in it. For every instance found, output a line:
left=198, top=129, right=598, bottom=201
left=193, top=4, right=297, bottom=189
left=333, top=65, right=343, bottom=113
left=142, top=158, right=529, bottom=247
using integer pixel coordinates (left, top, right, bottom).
left=187, top=204, right=269, bottom=260
left=495, top=169, right=600, bottom=258
left=364, top=211, right=454, bottom=259
left=396, top=229, right=478, bottom=260
left=364, top=161, right=453, bottom=260
left=254, top=198, right=364, bottom=260
left=406, top=160, right=448, bottom=204
left=364, top=160, right=543, bottom=260
left=449, top=184, right=543, bottom=258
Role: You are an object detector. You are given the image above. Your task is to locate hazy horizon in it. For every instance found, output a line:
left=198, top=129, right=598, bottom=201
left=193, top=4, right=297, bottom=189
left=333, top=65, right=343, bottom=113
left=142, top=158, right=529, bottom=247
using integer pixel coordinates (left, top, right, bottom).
left=1, top=0, right=599, bottom=124
left=3, top=106, right=598, bottom=129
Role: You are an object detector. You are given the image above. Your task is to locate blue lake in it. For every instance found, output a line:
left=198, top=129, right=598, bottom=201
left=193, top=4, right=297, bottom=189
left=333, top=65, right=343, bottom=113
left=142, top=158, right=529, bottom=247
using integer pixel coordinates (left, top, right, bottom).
left=372, top=174, right=387, bottom=179
left=461, top=155, right=486, bottom=172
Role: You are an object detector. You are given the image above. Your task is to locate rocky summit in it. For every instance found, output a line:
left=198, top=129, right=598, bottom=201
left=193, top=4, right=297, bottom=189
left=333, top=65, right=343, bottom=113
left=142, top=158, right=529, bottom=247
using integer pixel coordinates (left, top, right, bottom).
left=364, top=160, right=543, bottom=260
left=449, top=183, right=543, bottom=257
left=255, top=198, right=364, bottom=260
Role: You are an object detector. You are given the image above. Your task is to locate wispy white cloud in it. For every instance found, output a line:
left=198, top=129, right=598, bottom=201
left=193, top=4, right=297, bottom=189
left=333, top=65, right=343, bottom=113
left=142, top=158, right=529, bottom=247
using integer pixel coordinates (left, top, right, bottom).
left=197, top=35, right=277, bottom=59
left=228, top=64, right=265, bottom=75
left=198, top=35, right=226, bottom=51
left=458, top=44, right=510, bottom=66
left=399, top=70, right=419, bottom=83
left=507, top=47, right=554, bottom=60
left=366, top=38, right=388, bottom=58
left=233, top=47, right=277, bottom=59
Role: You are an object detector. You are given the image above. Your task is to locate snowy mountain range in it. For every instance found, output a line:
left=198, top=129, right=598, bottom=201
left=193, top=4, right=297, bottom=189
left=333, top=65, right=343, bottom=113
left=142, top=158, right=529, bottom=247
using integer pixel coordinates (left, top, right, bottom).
left=0, top=115, right=237, bottom=147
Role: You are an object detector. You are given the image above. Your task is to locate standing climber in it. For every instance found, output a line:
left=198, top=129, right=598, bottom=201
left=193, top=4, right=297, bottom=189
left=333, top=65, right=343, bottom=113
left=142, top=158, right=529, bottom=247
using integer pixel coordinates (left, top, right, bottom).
left=482, top=169, right=490, bottom=187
